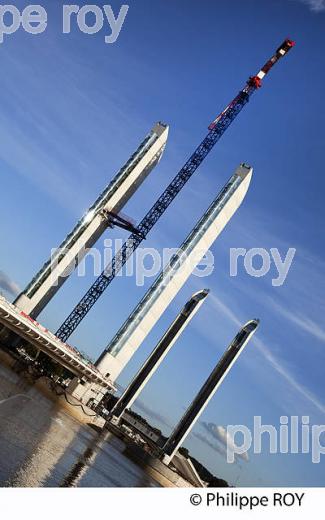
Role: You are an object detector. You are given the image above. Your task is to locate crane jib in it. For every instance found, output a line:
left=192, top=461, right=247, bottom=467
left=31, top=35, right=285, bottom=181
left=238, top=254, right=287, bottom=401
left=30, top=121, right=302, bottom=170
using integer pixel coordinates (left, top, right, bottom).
left=55, top=40, right=294, bottom=342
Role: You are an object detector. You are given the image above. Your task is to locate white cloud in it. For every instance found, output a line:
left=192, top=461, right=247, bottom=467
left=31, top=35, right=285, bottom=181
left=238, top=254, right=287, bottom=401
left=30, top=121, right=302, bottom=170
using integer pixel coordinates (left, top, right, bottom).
left=202, top=422, right=249, bottom=462
left=268, top=298, right=325, bottom=343
left=253, top=335, right=325, bottom=415
left=115, top=383, right=173, bottom=430
left=297, top=0, right=325, bottom=12
left=133, top=399, right=173, bottom=430
left=191, top=431, right=228, bottom=459
left=209, top=293, right=242, bottom=328
left=0, top=270, right=20, bottom=297
left=208, top=293, right=325, bottom=416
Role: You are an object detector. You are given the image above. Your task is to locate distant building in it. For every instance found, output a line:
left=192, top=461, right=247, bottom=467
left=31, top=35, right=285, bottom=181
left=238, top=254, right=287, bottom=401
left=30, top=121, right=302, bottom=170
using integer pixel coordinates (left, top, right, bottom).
left=120, top=410, right=166, bottom=447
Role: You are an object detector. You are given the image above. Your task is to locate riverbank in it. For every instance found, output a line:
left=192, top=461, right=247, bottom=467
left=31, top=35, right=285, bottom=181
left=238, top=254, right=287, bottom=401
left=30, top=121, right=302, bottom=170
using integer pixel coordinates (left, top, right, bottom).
left=0, top=353, right=195, bottom=488
left=0, top=347, right=104, bottom=427
left=0, top=358, right=161, bottom=487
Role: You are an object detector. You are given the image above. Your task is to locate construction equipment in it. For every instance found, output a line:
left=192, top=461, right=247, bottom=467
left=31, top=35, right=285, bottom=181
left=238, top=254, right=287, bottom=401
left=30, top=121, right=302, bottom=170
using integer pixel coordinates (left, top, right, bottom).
left=56, top=38, right=295, bottom=342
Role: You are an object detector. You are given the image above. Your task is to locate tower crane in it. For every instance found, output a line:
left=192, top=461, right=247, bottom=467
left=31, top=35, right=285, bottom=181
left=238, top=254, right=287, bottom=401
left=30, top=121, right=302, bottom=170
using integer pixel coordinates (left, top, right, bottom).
left=56, top=38, right=295, bottom=342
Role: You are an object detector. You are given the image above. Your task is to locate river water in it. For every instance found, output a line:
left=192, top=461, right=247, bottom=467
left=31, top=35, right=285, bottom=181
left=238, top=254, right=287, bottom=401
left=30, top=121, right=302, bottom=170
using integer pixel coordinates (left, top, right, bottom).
left=0, top=363, right=160, bottom=487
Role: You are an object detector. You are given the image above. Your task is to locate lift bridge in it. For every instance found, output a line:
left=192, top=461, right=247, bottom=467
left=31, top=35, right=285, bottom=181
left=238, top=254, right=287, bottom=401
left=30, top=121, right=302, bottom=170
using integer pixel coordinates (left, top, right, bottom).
left=1, top=39, right=294, bottom=385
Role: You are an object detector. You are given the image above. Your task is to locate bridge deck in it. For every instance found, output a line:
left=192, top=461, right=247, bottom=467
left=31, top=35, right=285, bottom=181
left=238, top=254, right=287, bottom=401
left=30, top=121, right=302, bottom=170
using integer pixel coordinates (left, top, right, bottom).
left=0, top=295, right=115, bottom=390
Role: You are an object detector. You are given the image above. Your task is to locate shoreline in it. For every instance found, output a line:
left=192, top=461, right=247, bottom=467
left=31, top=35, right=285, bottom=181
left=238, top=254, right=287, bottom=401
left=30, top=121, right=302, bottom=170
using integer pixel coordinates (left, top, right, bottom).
left=0, top=350, right=195, bottom=488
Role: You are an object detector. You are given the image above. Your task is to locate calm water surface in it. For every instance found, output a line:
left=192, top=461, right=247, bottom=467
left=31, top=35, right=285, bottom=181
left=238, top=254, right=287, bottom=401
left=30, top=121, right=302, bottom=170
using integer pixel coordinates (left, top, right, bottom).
left=0, top=363, right=160, bottom=487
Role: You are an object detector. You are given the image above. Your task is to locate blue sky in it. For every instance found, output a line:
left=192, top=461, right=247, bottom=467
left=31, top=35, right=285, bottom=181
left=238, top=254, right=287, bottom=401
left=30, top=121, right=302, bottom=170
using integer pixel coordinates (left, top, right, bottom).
left=0, top=0, right=325, bottom=486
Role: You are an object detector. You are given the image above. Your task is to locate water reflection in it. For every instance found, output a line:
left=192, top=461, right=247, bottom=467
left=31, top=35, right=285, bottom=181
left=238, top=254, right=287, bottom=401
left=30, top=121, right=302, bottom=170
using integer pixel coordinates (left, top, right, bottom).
left=60, top=429, right=111, bottom=487
left=0, top=364, right=159, bottom=488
